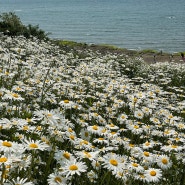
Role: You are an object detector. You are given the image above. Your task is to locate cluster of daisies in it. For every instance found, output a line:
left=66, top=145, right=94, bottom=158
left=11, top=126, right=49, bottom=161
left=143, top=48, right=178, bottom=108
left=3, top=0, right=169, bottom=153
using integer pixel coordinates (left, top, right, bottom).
left=0, top=35, right=185, bottom=185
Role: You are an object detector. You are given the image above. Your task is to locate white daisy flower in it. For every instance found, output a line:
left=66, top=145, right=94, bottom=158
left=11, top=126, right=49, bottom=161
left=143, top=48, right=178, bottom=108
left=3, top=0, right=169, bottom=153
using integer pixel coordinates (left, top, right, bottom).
left=87, top=170, right=98, bottom=183
left=22, top=139, right=50, bottom=151
left=80, top=128, right=91, bottom=141
left=118, top=113, right=128, bottom=124
left=144, top=168, right=162, bottom=183
left=128, top=162, right=144, bottom=172
left=0, top=155, right=12, bottom=166
left=77, top=150, right=99, bottom=161
left=61, top=159, right=87, bottom=178
left=59, top=99, right=75, bottom=109
left=54, top=150, right=75, bottom=165
left=134, top=109, right=144, bottom=119
left=87, top=125, right=103, bottom=135
left=130, top=147, right=143, bottom=158
left=5, top=177, right=34, bottom=185
left=0, top=140, right=21, bottom=153
left=102, top=153, right=127, bottom=172
left=112, top=168, right=128, bottom=182
left=47, top=172, right=68, bottom=185
left=142, top=141, right=154, bottom=149
left=156, top=155, right=172, bottom=170
left=93, top=137, right=109, bottom=145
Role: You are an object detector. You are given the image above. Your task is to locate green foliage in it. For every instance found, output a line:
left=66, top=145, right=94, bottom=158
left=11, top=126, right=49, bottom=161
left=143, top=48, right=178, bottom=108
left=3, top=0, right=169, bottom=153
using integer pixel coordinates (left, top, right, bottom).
left=59, top=40, right=85, bottom=47
left=0, top=12, right=49, bottom=40
left=0, top=12, right=24, bottom=36
left=139, top=49, right=158, bottom=54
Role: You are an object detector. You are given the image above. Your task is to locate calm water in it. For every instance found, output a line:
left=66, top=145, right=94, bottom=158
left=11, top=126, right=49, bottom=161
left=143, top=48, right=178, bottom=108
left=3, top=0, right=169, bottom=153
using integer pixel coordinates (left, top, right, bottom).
left=0, top=0, right=185, bottom=52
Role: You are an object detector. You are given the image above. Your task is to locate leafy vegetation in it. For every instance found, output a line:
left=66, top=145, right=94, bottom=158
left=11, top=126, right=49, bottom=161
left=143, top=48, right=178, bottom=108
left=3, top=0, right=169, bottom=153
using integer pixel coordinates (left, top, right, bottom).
left=0, top=12, right=49, bottom=40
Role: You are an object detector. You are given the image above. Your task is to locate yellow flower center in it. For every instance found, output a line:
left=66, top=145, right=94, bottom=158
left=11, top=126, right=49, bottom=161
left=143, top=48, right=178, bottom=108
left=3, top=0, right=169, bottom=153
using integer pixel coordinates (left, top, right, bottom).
left=134, top=125, right=139, bottom=129
left=129, top=144, right=134, bottom=148
left=64, top=100, right=69, bottom=103
left=162, top=158, right=168, bottom=164
left=164, top=130, right=170, bottom=134
left=82, top=140, right=88, bottom=145
left=95, top=161, right=100, bottom=167
left=16, top=87, right=21, bottom=91
left=37, top=126, right=42, bottom=131
left=26, top=118, right=32, bottom=123
left=150, top=170, right=156, bottom=176
left=2, top=141, right=12, bottom=147
left=70, top=135, right=75, bottom=140
left=132, top=163, right=139, bottom=167
left=84, top=132, right=89, bottom=137
left=69, top=164, right=78, bottom=171
left=118, top=172, right=124, bottom=177
left=140, top=174, right=145, bottom=179
left=154, top=118, right=159, bottom=123
left=47, top=113, right=52, bottom=117
left=29, top=143, right=38, bottom=149
left=54, top=177, right=62, bottom=183
left=0, top=157, right=7, bottom=163
left=84, top=151, right=91, bottom=158
left=68, top=128, right=73, bottom=132
left=98, top=138, right=104, bottom=140
left=168, top=115, right=173, bottom=119
left=94, top=113, right=99, bottom=117
left=144, top=151, right=150, bottom=157
left=12, top=93, right=19, bottom=98
left=171, top=145, right=177, bottom=148
left=101, top=129, right=107, bottom=133
left=145, top=142, right=150, bottom=146
left=23, top=125, right=29, bottom=130
left=134, top=97, right=138, bottom=103
left=92, top=125, right=98, bottom=130
left=109, top=159, right=118, bottom=166
left=63, top=152, right=70, bottom=160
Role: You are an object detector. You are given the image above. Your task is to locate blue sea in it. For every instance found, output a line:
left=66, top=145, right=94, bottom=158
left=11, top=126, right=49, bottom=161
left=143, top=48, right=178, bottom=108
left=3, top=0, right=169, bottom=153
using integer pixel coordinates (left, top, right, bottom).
left=0, top=0, right=185, bottom=53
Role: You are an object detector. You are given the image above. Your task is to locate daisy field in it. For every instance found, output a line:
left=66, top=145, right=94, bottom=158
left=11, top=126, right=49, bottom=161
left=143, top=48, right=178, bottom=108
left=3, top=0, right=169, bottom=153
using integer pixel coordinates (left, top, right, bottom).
left=0, top=34, right=185, bottom=185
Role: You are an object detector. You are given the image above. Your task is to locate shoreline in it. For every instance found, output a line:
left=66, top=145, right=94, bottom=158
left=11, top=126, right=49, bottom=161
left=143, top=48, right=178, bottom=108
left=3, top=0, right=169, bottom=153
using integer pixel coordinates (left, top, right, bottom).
left=53, top=39, right=185, bottom=64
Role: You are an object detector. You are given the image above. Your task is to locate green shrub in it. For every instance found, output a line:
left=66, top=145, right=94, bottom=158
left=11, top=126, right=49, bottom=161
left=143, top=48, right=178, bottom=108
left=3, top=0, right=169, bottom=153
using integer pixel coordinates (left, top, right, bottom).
left=0, top=12, right=24, bottom=36
left=0, top=12, right=49, bottom=40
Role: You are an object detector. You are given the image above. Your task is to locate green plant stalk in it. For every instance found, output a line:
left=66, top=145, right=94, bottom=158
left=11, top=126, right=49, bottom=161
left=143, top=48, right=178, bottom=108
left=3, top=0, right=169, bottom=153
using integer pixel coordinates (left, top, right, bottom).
left=0, top=163, right=5, bottom=185
left=100, top=171, right=111, bottom=185
left=40, top=67, right=51, bottom=105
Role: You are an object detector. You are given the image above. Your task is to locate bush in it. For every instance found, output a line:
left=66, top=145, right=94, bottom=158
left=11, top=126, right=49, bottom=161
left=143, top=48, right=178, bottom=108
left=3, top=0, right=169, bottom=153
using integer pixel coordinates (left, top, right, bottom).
left=0, top=12, right=24, bottom=36
left=0, top=12, right=49, bottom=40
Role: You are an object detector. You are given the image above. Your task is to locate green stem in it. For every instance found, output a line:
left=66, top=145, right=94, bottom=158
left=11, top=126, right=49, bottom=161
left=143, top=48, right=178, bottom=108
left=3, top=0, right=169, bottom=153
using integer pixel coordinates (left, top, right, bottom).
left=0, top=163, right=5, bottom=185
left=40, top=67, right=51, bottom=105
left=100, top=171, right=110, bottom=185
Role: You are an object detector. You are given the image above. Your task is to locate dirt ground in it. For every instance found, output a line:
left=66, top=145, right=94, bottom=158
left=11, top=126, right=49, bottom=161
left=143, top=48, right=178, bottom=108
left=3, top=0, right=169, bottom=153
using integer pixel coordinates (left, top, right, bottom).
left=139, top=53, right=184, bottom=64
left=89, top=45, right=185, bottom=64
left=59, top=41, right=185, bottom=64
